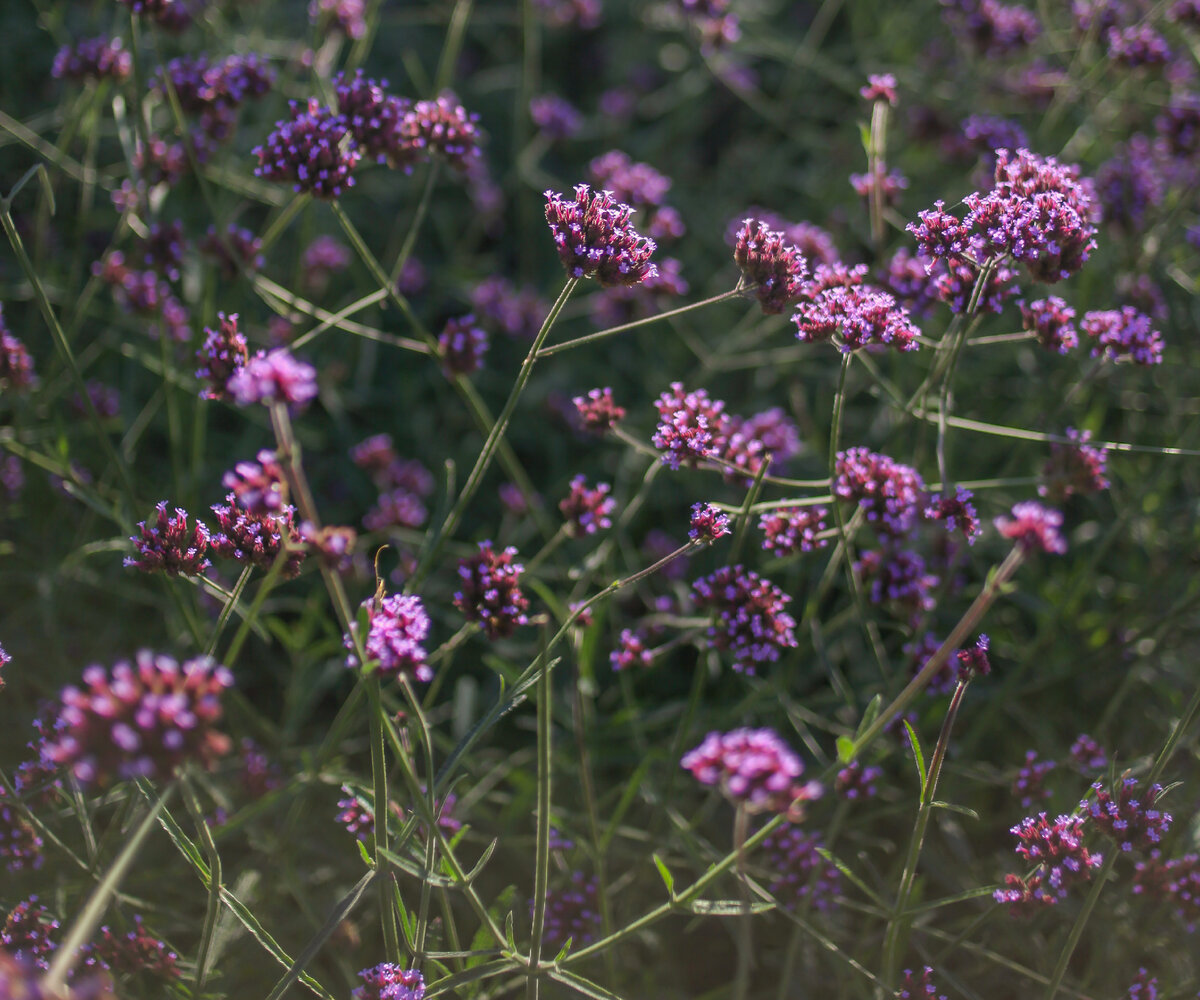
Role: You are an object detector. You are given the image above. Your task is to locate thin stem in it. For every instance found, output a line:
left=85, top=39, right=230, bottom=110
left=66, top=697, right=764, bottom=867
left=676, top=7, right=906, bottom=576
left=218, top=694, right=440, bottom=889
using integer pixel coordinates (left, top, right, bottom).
left=847, top=546, right=1026, bottom=760
left=410, top=277, right=577, bottom=587
left=44, top=786, right=173, bottom=994
left=181, top=775, right=223, bottom=993
left=1042, top=851, right=1117, bottom=1000
left=881, top=680, right=969, bottom=986
left=206, top=565, right=254, bottom=657
left=727, top=456, right=770, bottom=564
left=260, top=194, right=309, bottom=253
left=528, top=626, right=553, bottom=997
left=733, top=804, right=753, bottom=1000
left=369, top=675, right=402, bottom=963
left=390, top=161, right=441, bottom=283
left=535, top=287, right=744, bottom=358
left=867, top=98, right=889, bottom=252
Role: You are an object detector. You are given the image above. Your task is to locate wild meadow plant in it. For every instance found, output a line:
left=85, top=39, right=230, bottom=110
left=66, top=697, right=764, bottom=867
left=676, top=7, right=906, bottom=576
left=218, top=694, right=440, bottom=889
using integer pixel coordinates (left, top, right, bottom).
left=1, top=0, right=1199, bottom=998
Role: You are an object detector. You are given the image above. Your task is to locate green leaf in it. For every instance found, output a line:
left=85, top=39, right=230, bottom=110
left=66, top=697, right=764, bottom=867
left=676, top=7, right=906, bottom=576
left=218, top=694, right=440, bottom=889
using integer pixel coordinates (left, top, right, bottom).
left=395, top=882, right=416, bottom=952
left=835, top=735, right=856, bottom=763
left=856, top=694, right=883, bottom=737
left=904, top=721, right=927, bottom=798
left=547, top=968, right=632, bottom=1000
left=929, top=800, right=979, bottom=820
left=652, top=854, right=675, bottom=899
left=357, top=839, right=373, bottom=868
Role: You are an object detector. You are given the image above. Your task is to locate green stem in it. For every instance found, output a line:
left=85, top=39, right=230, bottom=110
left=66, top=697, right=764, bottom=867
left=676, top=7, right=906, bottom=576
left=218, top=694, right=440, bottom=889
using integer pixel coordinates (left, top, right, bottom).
left=410, top=277, right=577, bottom=588
left=206, top=565, right=254, bottom=658
left=369, top=675, right=401, bottom=964
left=181, top=775, right=222, bottom=993
left=43, top=786, right=173, bottom=994
left=528, top=627, right=553, bottom=998
left=1042, top=851, right=1117, bottom=1000
left=535, top=287, right=744, bottom=358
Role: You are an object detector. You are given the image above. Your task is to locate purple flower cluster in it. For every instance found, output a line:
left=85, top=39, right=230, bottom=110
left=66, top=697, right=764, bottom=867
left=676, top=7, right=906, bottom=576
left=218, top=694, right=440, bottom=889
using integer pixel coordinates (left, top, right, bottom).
left=530, top=94, right=583, bottom=139
left=227, top=348, right=318, bottom=409
left=610, top=628, right=653, bottom=671
left=471, top=277, right=548, bottom=339
left=688, top=502, right=730, bottom=542
left=52, top=36, right=131, bottom=82
left=793, top=283, right=920, bottom=353
left=850, top=167, right=908, bottom=206
left=301, top=235, right=352, bottom=292
left=835, top=760, right=882, bottom=800
left=906, top=633, right=991, bottom=695
left=573, top=387, right=626, bottom=433
left=347, top=594, right=432, bottom=682
left=681, top=727, right=822, bottom=817
left=363, top=488, right=428, bottom=533
left=544, top=184, right=658, bottom=286
left=538, top=870, right=601, bottom=952
left=454, top=541, right=530, bottom=639
left=1020, top=297, right=1078, bottom=353
left=1081, top=306, right=1164, bottom=365
left=860, top=73, right=899, bottom=104
left=995, top=500, right=1067, bottom=554
left=1096, top=135, right=1167, bottom=233
left=899, top=967, right=948, bottom=1000
left=939, top=0, right=1041, bottom=57
left=910, top=147, right=1099, bottom=285
left=210, top=493, right=306, bottom=578
left=1127, top=969, right=1159, bottom=1000
left=353, top=964, right=426, bottom=1000
left=2, top=897, right=58, bottom=969
left=758, top=506, right=830, bottom=558
left=223, top=450, right=288, bottom=515
left=1086, top=777, right=1171, bottom=853
left=398, top=94, right=482, bottom=171
left=587, top=150, right=684, bottom=241
left=201, top=224, right=264, bottom=280
left=125, top=501, right=212, bottom=576
left=855, top=547, right=939, bottom=615
left=44, top=651, right=233, bottom=787
left=732, top=218, right=809, bottom=314
left=1107, top=25, right=1171, bottom=67
left=85, top=916, right=181, bottom=985
left=924, top=486, right=981, bottom=543
left=0, top=313, right=37, bottom=392
left=196, top=312, right=250, bottom=400
left=834, top=447, right=926, bottom=537
left=254, top=99, right=362, bottom=198
left=1040, top=428, right=1109, bottom=501
left=692, top=565, right=797, bottom=673
left=1, top=784, right=43, bottom=872
left=727, top=211, right=840, bottom=266
left=1069, top=733, right=1108, bottom=771
left=559, top=475, right=615, bottom=536
left=1013, top=750, right=1056, bottom=808
left=334, top=71, right=411, bottom=165
left=438, top=315, right=489, bottom=377
left=994, top=812, right=1102, bottom=911
left=761, top=828, right=840, bottom=911
left=652, top=382, right=725, bottom=468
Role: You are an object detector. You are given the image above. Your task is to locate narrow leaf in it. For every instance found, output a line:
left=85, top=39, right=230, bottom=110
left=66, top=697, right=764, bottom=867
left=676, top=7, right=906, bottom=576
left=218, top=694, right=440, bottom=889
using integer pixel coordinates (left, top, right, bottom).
left=686, top=899, right=775, bottom=916
left=652, top=854, right=675, bottom=899
left=836, top=735, right=856, bottom=763
left=904, top=721, right=927, bottom=797
left=929, top=800, right=980, bottom=820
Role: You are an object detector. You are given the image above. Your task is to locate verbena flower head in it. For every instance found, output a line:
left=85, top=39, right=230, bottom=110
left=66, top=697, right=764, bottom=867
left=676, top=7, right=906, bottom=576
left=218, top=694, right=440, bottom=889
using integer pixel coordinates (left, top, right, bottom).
left=899, top=968, right=948, bottom=1000
left=52, top=36, right=131, bottom=82
left=850, top=168, right=908, bottom=206
left=688, top=502, right=731, bottom=543
left=1095, top=136, right=1166, bottom=233
left=1040, top=428, right=1109, bottom=501
left=759, top=505, right=830, bottom=556
left=1069, top=734, right=1108, bottom=772
left=333, top=71, right=412, bottom=166
left=0, top=311, right=37, bottom=392
left=834, top=447, right=926, bottom=537
left=681, top=727, right=822, bottom=817
left=530, top=94, right=583, bottom=139
left=560, top=475, right=615, bottom=536
left=995, top=812, right=1101, bottom=910
left=227, top=348, right=318, bottom=409
left=732, top=219, right=809, bottom=314
left=364, top=488, right=428, bottom=532
left=934, top=259, right=1019, bottom=315
left=610, top=628, right=652, bottom=670
left=196, top=312, right=249, bottom=400
left=835, top=760, right=882, bottom=800
left=454, top=541, right=530, bottom=639
left=538, top=870, right=601, bottom=953
left=1126, top=969, right=1158, bottom=1000
left=397, top=95, right=481, bottom=171
left=44, top=651, right=233, bottom=787
left=856, top=547, right=939, bottom=616
left=254, top=98, right=360, bottom=198
left=1107, top=24, right=1171, bottom=67
left=940, top=0, right=1041, bottom=56
left=1013, top=750, right=1056, bottom=808
left=652, top=382, right=725, bottom=469
left=995, top=500, right=1067, bottom=554
left=1081, top=306, right=1163, bottom=365
left=692, top=565, right=797, bottom=673
left=210, top=494, right=306, bottom=578
left=300, top=523, right=357, bottom=570
left=125, top=501, right=212, bottom=576
left=201, top=224, right=264, bottom=280
left=860, top=72, right=898, bottom=104
left=353, top=964, right=426, bottom=1000
left=762, top=828, right=840, bottom=911
left=84, top=916, right=181, bottom=985
left=310, top=0, right=367, bottom=37
left=1087, top=777, right=1171, bottom=853
left=438, top=315, right=489, bottom=377
left=924, top=486, right=980, bottom=543
left=223, top=450, right=288, bottom=515
left=1, top=784, right=43, bottom=872
left=346, top=594, right=431, bottom=682
left=956, top=633, right=991, bottom=681
left=301, top=235, right=352, bottom=291
left=793, top=284, right=920, bottom=353
left=1020, top=297, right=1078, bottom=353
left=573, top=387, right=626, bottom=433
left=544, top=184, right=658, bottom=286
left=2, top=897, right=58, bottom=970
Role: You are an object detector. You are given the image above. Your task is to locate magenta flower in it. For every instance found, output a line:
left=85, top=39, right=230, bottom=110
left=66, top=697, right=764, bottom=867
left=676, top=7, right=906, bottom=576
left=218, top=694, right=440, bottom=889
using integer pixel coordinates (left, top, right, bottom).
left=1086, top=777, right=1171, bottom=853
left=732, top=219, right=809, bottom=314
left=995, top=500, right=1067, bottom=554
left=1040, top=428, right=1109, bottom=501
left=334, top=71, right=412, bottom=166
left=692, top=565, right=797, bottom=673
left=253, top=98, right=360, bottom=198
left=0, top=308, right=37, bottom=392
left=210, top=494, right=306, bottom=578
left=1081, top=306, right=1163, bottom=365
left=544, top=184, right=658, bottom=286
left=353, top=964, right=426, bottom=1000
left=53, top=36, right=131, bottom=82
left=560, top=475, right=615, bottom=536
left=44, top=651, right=234, bottom=787
left=688, top=502, right=730, bottom=542
left=223, top=450, right=288, bottom=515
left=995, top=812, right=1101, bottom=911
left=438, top=315, right=489, bottom=377
left=610, top=628, right=652, bottom=671
left=1, top=897, right=58, bottom=970
left=924, top=486, right=980, bottom=543
left=860, top=72, right=898, bottom=104
left=397, top=94, right=481, bottom=171
left=0, top=785, right=43, bottom=872
left=793, top=284, right=920, bottom=353
left=1013, top=750, right=1056, bottom=808
left=835, top=760, right=882, bottom=800
left=196, top=312, right=249, bottom=400
left=347, top=593, right=432, bottom=682
left=1020, top=297, right=1078, bottom=353
left=681, top=727, right=822, bottom=817
left=454, top=541, right=530, bottom=639
left=652, top=382, right=725, bottom=469
left=573, top=387, right=626, bottom=433
left=762, top=828, right=840, bottom=911
left=227, top=348, right=318, bottom=409
left=834, top=447, right=926, bottom=537
left=125, top=501, right=212, bottom=576
left=759, top=505, right=829, bottom=556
